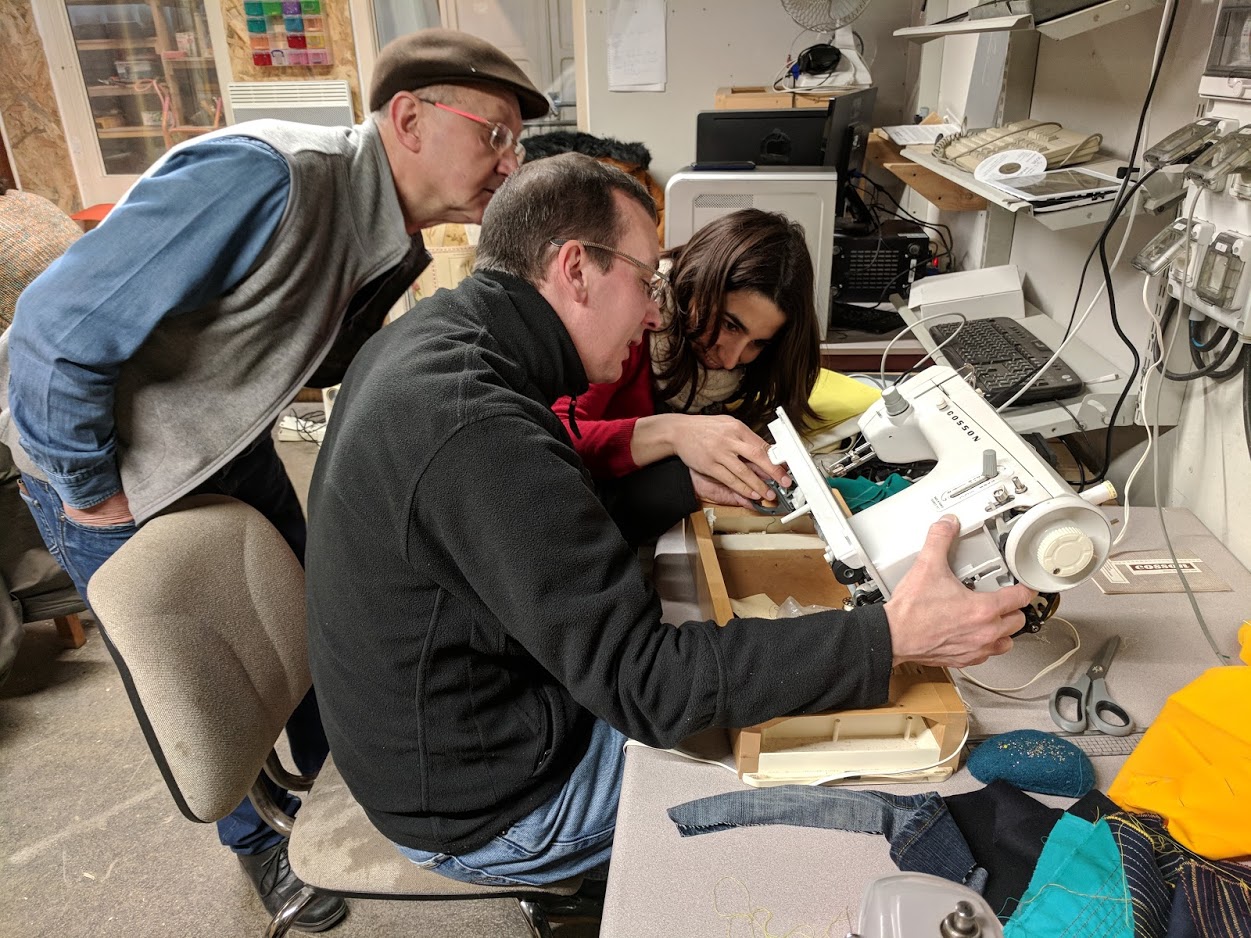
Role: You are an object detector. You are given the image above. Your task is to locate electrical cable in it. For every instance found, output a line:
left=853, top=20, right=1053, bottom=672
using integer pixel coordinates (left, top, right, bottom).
left=1165, top=325, right=1241, bottom=380
left=994, top=175, right=1153, bottom=413
left=1056, top=0, right=1177, bottom=352
left=955, top=616, right=1082, bottom=695
left=861, top=174, right=955, bottom=260
left=1203, top=342, right=1248, bottom=382
left=1059, top=436, right=1088, bottom=488
left=1244, top=343, right=1251, bottom=464
left=1191, top=318, right=1227, bottom=353
left=878, top=312, right=968, bottom=386
left=1111, top=275, right=1174, bottom=552
left=1023, top=0, right=1176, bottom=470
left=1149, top=322, right=1229, bottom=666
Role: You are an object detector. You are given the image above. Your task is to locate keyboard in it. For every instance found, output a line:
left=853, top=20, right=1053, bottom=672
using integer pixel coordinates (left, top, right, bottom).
left=928, top=317, right=1084, bottom=407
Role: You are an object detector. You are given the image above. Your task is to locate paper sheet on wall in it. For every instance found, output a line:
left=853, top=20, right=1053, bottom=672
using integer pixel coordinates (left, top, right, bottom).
left=607, top=0, right=666, bottom=92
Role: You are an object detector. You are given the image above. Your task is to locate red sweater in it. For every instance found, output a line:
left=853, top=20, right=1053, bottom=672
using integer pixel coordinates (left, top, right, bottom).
left=553, top=339, right=654, bottom=478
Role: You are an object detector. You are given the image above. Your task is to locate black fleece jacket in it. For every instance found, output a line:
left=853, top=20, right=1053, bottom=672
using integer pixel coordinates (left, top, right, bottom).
left=304, top=272, right=894, bottom=853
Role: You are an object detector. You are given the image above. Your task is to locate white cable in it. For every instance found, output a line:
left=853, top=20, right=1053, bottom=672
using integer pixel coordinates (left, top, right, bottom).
left=994, top=1, right=1171, bottom=414
left=1111, top=276, right=1171, bottom=550
left=878, top=311, right=968, bottom=385
left=955, top=615, right=1082, bottom=694
left=994, top=184, right=1146, bottom=413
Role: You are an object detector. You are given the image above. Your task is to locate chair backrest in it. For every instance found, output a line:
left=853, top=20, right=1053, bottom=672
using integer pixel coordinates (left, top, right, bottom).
left=89, top=494, right=310, bottom=824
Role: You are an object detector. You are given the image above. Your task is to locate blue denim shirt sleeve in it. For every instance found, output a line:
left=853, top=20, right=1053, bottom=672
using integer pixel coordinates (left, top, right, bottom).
left=7, top=136, right=290, bottom=509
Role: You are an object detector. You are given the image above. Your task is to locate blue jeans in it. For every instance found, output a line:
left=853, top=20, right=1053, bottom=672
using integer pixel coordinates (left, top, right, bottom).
left=667, top=786, right=988, bottom=892
left=18, top=433, right=328, bottom=855
left=395, top=719, right=626, bottom=887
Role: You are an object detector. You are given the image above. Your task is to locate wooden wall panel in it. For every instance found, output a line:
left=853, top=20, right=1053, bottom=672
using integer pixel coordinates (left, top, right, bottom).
left=221, top=0, right=363, bottom=120
left=0, top=0, right=80, bottom=211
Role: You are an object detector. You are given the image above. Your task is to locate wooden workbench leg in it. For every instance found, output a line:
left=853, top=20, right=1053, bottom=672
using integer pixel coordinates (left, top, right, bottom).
left=54, top=614, right=86, bottom=649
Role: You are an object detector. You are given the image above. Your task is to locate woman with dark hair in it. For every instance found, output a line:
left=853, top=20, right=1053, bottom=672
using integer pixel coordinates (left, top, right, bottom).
left=554, top=208, right=822, bottom=508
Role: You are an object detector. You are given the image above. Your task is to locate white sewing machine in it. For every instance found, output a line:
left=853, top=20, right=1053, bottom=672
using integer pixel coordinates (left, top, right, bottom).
left=767, top=366, right=1115, bottom=624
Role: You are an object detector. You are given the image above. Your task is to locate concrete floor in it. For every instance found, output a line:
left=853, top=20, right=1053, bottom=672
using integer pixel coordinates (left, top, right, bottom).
left=0, top=430, right=598, bottom=938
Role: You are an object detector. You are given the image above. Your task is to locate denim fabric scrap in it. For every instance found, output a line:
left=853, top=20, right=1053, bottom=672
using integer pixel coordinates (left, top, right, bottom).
left=1104, top=812, right=1251, bottom=938
left=667, top=785, right=988, bottom=891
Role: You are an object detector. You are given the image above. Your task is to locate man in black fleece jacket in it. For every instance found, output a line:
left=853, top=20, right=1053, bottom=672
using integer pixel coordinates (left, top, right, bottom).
left=305, top=153, right=1033, bottom=887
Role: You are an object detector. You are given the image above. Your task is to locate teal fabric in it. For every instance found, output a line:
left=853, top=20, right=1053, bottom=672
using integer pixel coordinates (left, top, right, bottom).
left=1005, top=814, right=1132, bottom=938
left=827, top=473, right=911, bottom=513
left=967, top=729, right=1095, bottom=797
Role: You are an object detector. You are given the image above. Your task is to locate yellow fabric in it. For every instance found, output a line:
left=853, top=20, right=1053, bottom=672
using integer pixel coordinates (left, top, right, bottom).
left=1107, top=622, right=1251, bottom=860
left=808, top=369, right=881, bottom=430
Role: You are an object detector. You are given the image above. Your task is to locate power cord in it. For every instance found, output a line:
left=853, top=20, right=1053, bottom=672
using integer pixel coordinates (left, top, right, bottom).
left=878, top=312, right=968, bottom=386
left=956, top=616, right=1082, bottom=695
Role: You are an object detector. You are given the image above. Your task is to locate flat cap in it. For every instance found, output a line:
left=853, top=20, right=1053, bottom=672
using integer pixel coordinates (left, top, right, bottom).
left=369, top=28, right=551, bottom=120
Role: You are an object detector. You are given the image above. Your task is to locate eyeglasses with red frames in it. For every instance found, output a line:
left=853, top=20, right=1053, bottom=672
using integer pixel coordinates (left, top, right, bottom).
left=417, top=98, right=526, bottom=163
left=549, top=238, right=672, bottom=307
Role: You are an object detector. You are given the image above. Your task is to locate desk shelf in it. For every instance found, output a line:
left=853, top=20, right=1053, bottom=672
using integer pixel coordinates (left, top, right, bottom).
left=895, top=0, right=1162, bottom=44
left=898, top=146, right=1146, bottom=232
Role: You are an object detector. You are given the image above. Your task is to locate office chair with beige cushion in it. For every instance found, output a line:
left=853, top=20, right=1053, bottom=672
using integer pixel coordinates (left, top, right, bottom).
left=87, top=494, right=579, bottom=938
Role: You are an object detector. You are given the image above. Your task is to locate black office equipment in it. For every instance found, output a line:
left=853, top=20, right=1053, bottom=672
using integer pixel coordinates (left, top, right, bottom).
left=831, top=219, right=932, bottom=304
left=821, top=87, right=878, bottom=218
left=695, top=108, right=829, bottom=167
left=928, top=317, right=1085, bottom=407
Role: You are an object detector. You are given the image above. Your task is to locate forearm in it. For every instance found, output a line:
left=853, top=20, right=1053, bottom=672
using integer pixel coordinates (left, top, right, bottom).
left=629, top=413, right=683, bottom=468
left=7, top=299, right=124, bottom=508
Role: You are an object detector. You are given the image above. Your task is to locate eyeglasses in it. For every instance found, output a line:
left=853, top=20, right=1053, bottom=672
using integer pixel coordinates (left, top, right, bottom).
left=417, top=98, right=525, bottom=163
left=549, top=238, right=671, bottom=307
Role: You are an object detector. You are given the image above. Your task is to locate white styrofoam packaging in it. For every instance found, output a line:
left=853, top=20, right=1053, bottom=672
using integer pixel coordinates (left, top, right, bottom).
left=907, top=264, right=1025, bottom=322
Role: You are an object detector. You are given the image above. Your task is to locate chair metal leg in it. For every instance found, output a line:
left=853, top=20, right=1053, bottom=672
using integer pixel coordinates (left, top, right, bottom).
left=518, top=899, right=555, bottom=938
left=265, top=885, right=319, bottom=938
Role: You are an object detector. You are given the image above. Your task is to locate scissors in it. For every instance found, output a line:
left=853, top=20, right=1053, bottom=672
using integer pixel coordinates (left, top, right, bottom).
left=1048, top=636, right=1135, bottom=736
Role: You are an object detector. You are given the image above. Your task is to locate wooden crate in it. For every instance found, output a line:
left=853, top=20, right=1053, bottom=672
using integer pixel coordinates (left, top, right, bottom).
left=714, top=85, right=841, bottom=110
left=685, top=506, right=967, bottom=785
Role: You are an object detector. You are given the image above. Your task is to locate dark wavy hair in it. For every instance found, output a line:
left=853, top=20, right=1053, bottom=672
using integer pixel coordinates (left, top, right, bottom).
left=653, top=209, right=821, bottom=432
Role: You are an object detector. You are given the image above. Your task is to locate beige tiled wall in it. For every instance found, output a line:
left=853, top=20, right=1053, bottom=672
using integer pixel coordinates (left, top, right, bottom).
left=0, top=1, right=80, bottom=212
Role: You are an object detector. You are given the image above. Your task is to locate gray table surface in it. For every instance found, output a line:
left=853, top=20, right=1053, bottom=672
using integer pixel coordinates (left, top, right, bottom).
left=601, top=508, right=1246, bottom=937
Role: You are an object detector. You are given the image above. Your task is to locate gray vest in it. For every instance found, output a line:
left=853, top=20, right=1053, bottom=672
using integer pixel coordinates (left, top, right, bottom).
left=1, top=118, right=426, bottom=523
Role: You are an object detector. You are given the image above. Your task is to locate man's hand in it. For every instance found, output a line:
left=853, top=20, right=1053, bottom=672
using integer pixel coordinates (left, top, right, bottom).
left=62, top=491, right=134, bottom=527
left=884, top=515, right=1035, bottom=668
left=689, top=469, right=758, bottom=509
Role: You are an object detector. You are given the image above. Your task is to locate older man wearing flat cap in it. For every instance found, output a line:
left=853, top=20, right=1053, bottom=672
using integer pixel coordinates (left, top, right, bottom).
left=0, top=27, right=546, bottom=931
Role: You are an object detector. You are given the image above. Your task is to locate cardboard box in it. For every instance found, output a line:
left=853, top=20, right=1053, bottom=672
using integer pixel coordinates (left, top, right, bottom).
left=686, top=506, right=966, bottom=786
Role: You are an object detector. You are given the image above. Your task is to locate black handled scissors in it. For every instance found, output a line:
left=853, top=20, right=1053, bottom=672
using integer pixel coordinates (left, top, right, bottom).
left=1049, top=636, right=1135, bottom=736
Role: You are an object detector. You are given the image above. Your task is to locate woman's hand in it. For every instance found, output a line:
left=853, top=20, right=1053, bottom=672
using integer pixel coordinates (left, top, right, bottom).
left=634, top=413, right=791, bottom=504
left=689, top=469, right=758, bottom=508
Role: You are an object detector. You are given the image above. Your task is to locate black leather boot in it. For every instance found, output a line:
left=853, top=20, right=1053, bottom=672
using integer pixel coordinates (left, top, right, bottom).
left=238, top=841, right=347, bottom=932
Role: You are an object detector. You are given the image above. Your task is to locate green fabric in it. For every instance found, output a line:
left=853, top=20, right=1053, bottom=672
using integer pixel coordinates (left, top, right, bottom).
left=827, top=474, right=911, bottom=513
left=1005, top=814, right=1132, bottom=938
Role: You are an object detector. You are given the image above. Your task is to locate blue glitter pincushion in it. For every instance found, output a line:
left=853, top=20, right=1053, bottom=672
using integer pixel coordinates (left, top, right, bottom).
left=967, top=729, right=1095, bottom=797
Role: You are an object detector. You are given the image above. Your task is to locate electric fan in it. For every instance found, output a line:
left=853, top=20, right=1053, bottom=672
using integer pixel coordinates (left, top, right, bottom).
left=780, top=0, right=874, bottom=88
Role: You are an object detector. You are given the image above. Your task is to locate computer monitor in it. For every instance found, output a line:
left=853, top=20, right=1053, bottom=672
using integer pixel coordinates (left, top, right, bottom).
left=695, top=108, right=829, bottom=167
left=664, top=167, right=839, bottom=337
left=822, top=87, right=878, bottom=218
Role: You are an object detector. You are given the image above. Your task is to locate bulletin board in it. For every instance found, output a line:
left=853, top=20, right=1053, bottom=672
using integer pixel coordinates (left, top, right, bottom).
left=244, top=0, right=332, bottom=67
